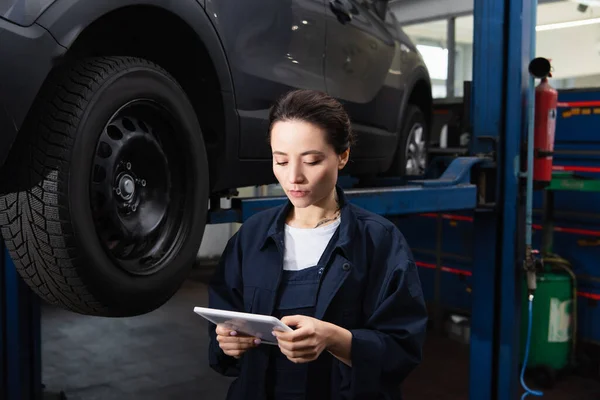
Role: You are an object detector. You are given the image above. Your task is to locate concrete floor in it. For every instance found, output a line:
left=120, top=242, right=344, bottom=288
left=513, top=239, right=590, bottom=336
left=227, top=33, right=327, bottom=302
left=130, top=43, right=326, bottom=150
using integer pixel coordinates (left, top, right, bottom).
left=42, top=266, right=600, bottom=400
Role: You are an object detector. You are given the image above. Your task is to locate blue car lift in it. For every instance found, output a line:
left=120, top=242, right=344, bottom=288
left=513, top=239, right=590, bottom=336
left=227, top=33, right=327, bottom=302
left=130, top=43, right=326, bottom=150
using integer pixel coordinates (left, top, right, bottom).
left=1, top=241, right=43, bottom=400
left=1, top=0, right=536, bottom=398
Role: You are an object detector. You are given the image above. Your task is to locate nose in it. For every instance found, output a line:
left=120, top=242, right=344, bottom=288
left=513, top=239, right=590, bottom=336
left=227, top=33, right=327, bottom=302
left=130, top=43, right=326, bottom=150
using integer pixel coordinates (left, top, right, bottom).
left=288, top=161, right=305, bottom=184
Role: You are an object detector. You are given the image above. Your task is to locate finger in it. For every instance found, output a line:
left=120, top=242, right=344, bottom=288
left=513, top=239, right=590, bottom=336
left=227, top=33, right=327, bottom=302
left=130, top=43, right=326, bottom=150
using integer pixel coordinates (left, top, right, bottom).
left=216, top=326, right=254, bottom=338
left=280, top=315, right=305, bottom=328
left=280, top=346, right=319, bottom=359
left=223, top=349, right=246, bottom=358
left=219, top=339, right=262, bottom=353
left=217, top=335, right=261, bottom=346
left=277, top=338, right=316, bottom=352
left=219, top=341, right=258, bottom=351
left=215, top=324, right=236, bottom=336
left=217, top=334, right=256, bottom=343
left=274, top=326, right=310, bottom=342
left=279, top=347, right=319, bottom=363
left=286, top=357, right=314, bottom=364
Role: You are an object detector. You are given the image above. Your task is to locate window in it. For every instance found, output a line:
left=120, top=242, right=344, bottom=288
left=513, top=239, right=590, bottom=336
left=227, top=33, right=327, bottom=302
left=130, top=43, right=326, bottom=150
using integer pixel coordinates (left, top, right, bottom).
left=536, top=1, right=600, bottom=89
left=454, top=15, right=473, bottom=98
left=398, top=0, right=600, bottom=97
left=402, top=20, right=449, bottom=98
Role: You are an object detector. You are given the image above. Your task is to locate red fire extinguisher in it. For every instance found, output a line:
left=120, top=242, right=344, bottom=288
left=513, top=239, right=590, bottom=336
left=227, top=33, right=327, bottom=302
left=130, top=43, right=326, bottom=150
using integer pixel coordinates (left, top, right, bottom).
left=530, top=58, right=558, bottom=189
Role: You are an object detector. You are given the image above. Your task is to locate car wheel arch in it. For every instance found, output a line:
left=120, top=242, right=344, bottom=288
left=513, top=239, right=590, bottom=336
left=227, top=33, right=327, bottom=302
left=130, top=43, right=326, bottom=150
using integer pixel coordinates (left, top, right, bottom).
left=35, top=0, right=238, bottom=192
left=398, top=67, right=433, bottom=132
left=383, top=67, right=432, bottom=176
left=38, top=0, right=234, bottom=91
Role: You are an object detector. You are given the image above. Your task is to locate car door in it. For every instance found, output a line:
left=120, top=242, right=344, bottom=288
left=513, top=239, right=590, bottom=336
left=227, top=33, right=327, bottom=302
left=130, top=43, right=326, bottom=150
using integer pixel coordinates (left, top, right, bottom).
left=324, top=0, right=403, bottom=159
left=206, top=0, right=328, bottom=159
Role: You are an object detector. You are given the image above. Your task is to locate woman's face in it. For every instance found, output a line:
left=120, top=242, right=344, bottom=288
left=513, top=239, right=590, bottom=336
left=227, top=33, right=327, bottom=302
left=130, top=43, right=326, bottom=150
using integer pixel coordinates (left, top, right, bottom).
left=270, top=119, right=349, bottom=209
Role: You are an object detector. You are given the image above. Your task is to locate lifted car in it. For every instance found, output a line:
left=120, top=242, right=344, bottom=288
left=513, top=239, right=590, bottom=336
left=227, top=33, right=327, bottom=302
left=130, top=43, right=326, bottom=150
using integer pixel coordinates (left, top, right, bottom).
left=0, top=0, right=432, bottom=317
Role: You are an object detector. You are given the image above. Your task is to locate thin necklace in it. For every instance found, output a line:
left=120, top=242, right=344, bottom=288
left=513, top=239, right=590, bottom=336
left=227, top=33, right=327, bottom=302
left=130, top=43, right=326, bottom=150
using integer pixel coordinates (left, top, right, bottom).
left=314, top=196, right=341, bottom=228
left=314, top=211, right=340, bottom=228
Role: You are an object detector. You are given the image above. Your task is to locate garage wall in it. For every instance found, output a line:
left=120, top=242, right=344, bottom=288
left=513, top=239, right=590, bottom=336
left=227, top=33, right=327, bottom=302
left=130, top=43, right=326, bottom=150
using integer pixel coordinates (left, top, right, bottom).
left=398, top=0, right=600, bottom=97
left=538, top=24, right=600, bottom=79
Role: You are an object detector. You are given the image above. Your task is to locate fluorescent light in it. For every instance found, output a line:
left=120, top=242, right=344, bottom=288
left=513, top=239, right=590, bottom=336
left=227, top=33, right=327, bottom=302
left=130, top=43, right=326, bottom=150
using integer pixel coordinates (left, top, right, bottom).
left=536, top=17, right=600, bottom=31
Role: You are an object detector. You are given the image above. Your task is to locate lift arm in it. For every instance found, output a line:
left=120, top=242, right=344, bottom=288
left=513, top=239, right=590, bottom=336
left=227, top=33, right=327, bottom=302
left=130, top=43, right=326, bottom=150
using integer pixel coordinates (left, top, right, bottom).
left=207, top=157, right=487, bottom=224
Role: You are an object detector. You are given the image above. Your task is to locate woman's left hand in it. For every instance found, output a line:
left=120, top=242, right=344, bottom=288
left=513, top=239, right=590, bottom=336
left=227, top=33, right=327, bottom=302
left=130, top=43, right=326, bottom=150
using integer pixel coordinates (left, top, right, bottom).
left=273, top=315, right=331, bottom=363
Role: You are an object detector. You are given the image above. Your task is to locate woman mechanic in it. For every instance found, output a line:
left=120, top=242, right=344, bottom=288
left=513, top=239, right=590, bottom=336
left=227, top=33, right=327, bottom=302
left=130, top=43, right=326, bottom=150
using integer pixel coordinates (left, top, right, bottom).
left=207, top=89, right=428, bottom=400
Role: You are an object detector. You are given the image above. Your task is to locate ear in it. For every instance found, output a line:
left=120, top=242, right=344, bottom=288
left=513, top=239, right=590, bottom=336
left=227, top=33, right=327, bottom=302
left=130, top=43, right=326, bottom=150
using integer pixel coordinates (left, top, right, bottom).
left=338, top=148, right=350, bottom=170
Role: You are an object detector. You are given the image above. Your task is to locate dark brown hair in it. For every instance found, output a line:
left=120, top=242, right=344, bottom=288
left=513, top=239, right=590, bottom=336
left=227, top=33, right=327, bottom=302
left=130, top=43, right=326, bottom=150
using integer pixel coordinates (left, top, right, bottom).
left=268, top=89, right=355, bottom=155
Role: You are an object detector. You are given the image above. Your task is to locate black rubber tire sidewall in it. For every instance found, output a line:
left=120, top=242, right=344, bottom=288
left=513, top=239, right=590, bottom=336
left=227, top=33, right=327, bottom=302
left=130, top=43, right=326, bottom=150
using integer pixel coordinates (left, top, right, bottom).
left=389, top=105, right=428, bottom=176
left=69, top=66, right=208, bottom=315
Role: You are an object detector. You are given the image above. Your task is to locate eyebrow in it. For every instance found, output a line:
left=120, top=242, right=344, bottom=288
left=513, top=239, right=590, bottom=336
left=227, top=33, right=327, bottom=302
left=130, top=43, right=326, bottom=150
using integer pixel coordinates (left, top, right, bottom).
left=272, top=150, right=325, bottom=156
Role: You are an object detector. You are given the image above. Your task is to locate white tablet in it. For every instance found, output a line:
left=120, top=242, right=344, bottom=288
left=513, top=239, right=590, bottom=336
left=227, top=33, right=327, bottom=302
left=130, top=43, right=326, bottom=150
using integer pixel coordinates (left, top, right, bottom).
left=194, top=306, right=293, bottom=345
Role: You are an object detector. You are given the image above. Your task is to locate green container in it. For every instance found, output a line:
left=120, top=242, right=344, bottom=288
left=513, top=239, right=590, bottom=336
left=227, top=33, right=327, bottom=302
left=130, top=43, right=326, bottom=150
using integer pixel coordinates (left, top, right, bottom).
left=520, top=272, right=573, bottom=371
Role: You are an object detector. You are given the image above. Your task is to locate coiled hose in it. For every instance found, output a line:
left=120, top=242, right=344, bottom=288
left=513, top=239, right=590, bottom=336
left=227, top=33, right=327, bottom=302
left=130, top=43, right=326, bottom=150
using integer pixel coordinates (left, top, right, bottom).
left=520, top=294, right=544, bottom=399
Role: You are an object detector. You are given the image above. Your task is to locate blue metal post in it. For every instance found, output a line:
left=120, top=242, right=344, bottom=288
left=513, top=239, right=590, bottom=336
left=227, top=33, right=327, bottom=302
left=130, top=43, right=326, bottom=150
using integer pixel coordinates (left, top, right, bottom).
left=470, top=0, right=536, bottom=399
left=498, top=1, right=537, bottom=399
left=468, top=1, right=505, bottom=397
left=1, top=240, right=43, bottom=400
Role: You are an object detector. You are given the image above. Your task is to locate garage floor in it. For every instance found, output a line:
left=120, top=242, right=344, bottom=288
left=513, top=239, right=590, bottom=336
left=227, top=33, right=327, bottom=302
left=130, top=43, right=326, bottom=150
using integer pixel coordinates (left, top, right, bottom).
left=42, top=265, right=600, bottom=400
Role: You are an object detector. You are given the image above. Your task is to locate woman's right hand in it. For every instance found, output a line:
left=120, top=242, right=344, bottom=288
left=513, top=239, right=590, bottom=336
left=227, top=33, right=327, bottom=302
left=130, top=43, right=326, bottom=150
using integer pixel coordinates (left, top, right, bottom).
left=215, top=324, right=261, bottom=359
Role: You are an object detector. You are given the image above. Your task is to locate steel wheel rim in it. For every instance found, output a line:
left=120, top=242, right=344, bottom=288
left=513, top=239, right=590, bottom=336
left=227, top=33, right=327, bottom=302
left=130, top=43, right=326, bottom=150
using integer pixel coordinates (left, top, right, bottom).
left=405, top=123, right=426, bottom=176
left=90, top=100, right=188, bottom=276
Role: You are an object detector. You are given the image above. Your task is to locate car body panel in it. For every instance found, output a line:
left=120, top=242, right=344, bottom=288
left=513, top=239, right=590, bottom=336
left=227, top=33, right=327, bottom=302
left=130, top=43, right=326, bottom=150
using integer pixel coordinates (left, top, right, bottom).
left=0, top=0, right=56, bottom=26
left=1, top=0, right=431, bottom=191
left=36, top=0, right=233, bottom=96
left=324, top=0, right=401, bottom=162
left=0, top=18, right=66, bottom=169
left=206, top=0, right=328, bottom=160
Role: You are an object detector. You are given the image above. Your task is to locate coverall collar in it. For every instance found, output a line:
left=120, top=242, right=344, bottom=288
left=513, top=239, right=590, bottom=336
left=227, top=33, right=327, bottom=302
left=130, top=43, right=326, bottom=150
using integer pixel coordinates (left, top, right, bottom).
left=260, top=185, right=355, bottom=258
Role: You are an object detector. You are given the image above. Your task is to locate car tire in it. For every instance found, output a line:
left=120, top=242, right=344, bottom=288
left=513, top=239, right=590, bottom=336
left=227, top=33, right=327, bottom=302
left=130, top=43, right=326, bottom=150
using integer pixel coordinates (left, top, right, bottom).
left=0, top=56, right=209, bottom=317
left=389, top=105, right=428, bottom=176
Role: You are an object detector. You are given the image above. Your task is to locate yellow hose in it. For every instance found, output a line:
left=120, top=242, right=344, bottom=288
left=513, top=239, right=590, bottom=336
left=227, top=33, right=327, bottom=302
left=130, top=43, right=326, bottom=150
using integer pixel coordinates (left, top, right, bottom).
left=542, top=254, right=578, bottom=366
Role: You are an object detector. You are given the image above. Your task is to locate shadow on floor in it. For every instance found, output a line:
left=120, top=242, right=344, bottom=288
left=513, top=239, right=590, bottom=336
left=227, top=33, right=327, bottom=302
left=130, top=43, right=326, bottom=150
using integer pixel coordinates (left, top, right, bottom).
left=42, top=266, right=600, bottom=399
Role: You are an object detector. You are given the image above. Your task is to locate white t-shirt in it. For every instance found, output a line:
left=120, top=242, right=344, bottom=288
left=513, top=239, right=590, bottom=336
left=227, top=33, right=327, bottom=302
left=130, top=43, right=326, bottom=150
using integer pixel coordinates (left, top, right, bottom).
left=283, top=218, right=341, bottom=271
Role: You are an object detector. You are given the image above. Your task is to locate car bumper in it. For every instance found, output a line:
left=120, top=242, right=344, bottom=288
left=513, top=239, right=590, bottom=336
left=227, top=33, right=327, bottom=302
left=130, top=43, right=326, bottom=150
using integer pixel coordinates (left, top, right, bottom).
left=0, top=18, right=66, bottom=168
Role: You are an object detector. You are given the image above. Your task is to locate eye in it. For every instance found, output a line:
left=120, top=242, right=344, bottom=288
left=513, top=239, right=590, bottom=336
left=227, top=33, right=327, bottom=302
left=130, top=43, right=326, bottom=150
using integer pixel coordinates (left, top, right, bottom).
left=305, top=160, right=322, bottom=166
left=275, top=161, right=288, bottom=166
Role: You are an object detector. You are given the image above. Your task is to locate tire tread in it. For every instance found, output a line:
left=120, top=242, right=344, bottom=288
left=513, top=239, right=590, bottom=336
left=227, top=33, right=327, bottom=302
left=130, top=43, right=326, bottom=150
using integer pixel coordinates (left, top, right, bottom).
left=0, top=56, right=173, bottom=315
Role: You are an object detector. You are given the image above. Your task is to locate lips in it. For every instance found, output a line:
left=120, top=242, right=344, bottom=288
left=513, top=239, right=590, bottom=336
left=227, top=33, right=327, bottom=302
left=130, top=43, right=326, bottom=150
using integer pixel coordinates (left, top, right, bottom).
left=288, top=190, right=309, bottom=198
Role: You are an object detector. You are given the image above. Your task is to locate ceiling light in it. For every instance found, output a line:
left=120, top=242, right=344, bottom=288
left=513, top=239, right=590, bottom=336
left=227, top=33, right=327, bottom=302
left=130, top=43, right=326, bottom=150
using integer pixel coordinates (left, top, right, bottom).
left=536, top=17, right=600, bottom=31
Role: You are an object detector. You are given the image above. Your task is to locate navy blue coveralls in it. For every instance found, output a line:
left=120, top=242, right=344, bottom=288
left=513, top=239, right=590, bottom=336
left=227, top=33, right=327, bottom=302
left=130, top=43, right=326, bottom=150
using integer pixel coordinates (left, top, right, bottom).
left=208, top=186, right=428, bottom=400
